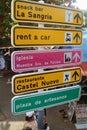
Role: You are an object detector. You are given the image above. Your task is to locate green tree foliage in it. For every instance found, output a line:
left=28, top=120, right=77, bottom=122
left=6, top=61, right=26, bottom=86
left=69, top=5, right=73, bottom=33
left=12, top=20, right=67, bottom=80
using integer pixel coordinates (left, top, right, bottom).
left=0, top=0, right=12, bottom=37
left=0, top=0, right=13, bottom=46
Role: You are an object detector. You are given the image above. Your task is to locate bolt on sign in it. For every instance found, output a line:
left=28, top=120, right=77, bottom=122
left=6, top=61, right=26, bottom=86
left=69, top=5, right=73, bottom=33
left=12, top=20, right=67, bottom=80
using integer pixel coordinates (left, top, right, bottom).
left=12, top=67, right=81, bottom=95
left=11, top=26, right=82, bottom=47
left=11, top=0, right=83, bottom=26
left=11, top=85, right=81, bottom=115
left=11, top=49, right=82, bottom=73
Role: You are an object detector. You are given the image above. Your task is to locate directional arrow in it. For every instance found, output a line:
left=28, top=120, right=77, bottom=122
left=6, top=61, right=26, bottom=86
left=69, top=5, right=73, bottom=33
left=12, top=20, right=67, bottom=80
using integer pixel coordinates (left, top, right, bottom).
left=72, top=71, right=79, bottom=80
left=73, top=53, right=80, bottom=62
left=73, top=33, right=81, bottom=43
left=74, top=13, right=81, bottom=23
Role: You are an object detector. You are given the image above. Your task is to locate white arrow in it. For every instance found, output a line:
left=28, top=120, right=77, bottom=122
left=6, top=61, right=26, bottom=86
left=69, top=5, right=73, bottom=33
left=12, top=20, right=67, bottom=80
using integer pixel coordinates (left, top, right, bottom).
left=73, top=53, right=80, bottom=62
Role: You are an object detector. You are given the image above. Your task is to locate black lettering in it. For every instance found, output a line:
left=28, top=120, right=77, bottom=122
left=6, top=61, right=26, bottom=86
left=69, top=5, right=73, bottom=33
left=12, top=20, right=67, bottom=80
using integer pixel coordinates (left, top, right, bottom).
left=41, top=80, right=59, bottom=86
left=17, top=5, right=33, bottom=10
left=17, top=34, right=32, bottom=40
left=35, top=7, right=43, bottom=11
left=17, top=11, right=25, bottom=17
left=28, top=11, right=32, bottom=17
left=28, top=12, right=52, bottom=21
left=17, top=85, right=21, bottom=90
left=42, top=81, right=46, bottom=86
left=34, top=35, right=38, bottom=40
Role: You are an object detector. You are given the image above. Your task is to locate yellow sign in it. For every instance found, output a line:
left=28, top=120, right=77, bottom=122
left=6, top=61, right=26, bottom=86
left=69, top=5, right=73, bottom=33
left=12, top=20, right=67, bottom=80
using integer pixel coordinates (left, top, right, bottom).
left=12, top=67, right=81, bottom=95
left=11, top=26, right=82, bottom=47
left=11, top=0, right=83, bottom=26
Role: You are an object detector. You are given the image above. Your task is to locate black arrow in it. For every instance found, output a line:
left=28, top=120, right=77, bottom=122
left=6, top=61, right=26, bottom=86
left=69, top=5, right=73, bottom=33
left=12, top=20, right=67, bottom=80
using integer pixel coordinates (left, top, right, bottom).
left=73, top=33, right=81, bottom=43
left=72, top=71, right=79, bottom=80
left=74, top=13, right=81, bottom=23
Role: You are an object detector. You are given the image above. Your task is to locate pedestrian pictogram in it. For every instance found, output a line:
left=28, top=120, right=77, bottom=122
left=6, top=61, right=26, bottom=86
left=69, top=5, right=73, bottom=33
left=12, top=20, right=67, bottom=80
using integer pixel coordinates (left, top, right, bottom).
left=11, top=0, right=83, bottom=26
left=12, top=67, right=81, bottom=95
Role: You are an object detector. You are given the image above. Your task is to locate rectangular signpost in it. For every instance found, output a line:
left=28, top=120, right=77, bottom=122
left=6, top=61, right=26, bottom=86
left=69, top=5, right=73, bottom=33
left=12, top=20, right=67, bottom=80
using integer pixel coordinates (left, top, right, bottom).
left=11, top=26, right=82, bottom=47
left=11, top=0, right=83, bottom=116
left=11, top=0, right=83, bottom=26
left=11, top=85, right=81, bottom=115
left=12, top=67, right=81, bottom=95
left=11, top=49, right=82, bottom=72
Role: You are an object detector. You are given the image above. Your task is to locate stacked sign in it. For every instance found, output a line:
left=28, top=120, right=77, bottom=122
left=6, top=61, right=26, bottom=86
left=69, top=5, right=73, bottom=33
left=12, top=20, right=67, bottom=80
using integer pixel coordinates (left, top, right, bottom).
left=11, top=0, right=83, bottom=115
